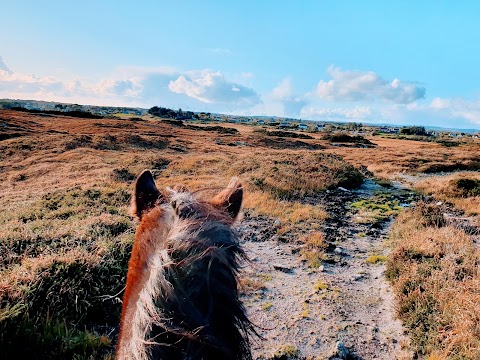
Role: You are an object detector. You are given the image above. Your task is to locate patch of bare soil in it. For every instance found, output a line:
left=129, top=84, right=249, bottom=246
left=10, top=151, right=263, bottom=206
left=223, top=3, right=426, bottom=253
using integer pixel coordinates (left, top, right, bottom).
left=237, top=180, right=417, bottom=359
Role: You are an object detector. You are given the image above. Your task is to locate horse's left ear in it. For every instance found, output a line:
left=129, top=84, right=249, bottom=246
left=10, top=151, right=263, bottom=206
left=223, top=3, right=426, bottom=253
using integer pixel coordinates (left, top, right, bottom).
left=132, top=170, right=163, bottom=219
left=210, top=177, right=243, bottom=219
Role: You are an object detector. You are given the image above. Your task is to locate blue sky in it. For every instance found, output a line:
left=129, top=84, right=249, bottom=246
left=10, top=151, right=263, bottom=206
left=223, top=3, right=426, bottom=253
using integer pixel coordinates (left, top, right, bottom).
left=1, top=1, right=480, bottom=129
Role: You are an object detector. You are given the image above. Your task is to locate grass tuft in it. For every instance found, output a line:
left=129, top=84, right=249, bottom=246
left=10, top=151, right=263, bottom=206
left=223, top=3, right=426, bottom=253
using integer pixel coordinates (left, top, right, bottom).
left=366, top=255, right=387, bottom=264
left=386, top=205, right=480, bottom=358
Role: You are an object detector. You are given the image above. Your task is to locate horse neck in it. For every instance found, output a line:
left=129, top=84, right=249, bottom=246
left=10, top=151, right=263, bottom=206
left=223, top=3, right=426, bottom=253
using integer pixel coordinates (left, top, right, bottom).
left=117, top=207, right=176, bottom=360
left=118, top=213, right=252, bottom=360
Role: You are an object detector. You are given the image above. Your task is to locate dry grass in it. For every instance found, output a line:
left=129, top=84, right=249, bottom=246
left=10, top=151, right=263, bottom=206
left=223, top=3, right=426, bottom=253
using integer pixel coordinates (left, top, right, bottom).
left=414, top=172, right=480, bottom=216
left=386, top=203, right=480, bottom=358
left=329, top=137, right=480, bottom=178
left=300, top=232, right=327, bottom=268
left=365, top=255, right=387, bottom=264
left=0, top=109, right=362, bottom=358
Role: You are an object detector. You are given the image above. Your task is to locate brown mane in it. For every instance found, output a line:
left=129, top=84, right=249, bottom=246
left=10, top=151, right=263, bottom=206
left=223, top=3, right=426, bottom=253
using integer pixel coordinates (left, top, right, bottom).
left=117, top=171, right=256, bottom=360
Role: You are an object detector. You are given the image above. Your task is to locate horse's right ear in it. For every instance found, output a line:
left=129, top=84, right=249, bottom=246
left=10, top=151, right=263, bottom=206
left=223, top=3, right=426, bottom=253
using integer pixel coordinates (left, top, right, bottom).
left=132, top=170, right=162, bottom=219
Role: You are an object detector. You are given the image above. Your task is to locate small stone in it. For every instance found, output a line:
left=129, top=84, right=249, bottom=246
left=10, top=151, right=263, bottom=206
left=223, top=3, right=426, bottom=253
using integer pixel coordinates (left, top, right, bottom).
left=273, top=220, right=281, bottom=227
left=273, top=264, right=293, bottom=273
left=352, top=274, right=364, bottom=281
left=436, top=201, right=443, bottom=206
left=318, top=265, right=325, bottom=272
left=334, top=247, right=343, bottom=255
left=338, top=187, right=349, bottom=192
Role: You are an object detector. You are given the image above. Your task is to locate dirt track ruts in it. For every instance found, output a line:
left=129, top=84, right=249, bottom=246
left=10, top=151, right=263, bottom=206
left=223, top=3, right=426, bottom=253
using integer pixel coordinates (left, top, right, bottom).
left=237, top=179, right=417, bottom=359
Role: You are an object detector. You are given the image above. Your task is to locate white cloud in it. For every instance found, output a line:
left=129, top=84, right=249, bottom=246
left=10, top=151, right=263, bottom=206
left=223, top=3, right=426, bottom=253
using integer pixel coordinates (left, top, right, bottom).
left=271, top=78, right=293, bottom=100
left=428, top=97, right=480, bottom=125
left=0, top=57, right=260, bottom=110
left=301, top=105, right=373, bottom=120
left=95, top=79, right=143, bottom=97
left=270, top=78, right=306, bottom=117
left=315, top=65, right=426, bottom=104
left=430, top=97, right=450, bottom=110
left=168, top=71, right=260, bottom=107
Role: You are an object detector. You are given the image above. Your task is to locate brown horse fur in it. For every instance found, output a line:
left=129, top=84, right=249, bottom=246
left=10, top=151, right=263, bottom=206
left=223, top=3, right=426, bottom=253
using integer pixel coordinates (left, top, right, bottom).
left=117, top=170, right=256, bottom=360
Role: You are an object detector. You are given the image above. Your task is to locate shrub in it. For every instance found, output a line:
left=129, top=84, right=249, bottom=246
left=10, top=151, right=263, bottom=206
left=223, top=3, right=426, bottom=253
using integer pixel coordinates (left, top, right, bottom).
left=249, top=153, right=363, bottom=199
left=323, top=133, right=376, bottom=146
left=386, top=207, right=480, bottom=358
left=111, top=168, right=136, bottom=182
left=452, top=178, right=480, bottom=197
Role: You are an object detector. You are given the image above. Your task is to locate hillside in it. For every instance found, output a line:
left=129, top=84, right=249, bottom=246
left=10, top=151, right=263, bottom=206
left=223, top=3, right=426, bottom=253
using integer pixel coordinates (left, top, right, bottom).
left=0, top=109, right=479, bottom=359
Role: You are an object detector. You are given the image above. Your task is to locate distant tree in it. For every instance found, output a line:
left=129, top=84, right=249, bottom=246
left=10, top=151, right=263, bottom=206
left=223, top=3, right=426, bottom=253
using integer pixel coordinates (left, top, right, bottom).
left=148, top=106, right=161, bottom=116
left=148, top=106, right=180, bottom=118
left=400, top=126, right=428, bottom=136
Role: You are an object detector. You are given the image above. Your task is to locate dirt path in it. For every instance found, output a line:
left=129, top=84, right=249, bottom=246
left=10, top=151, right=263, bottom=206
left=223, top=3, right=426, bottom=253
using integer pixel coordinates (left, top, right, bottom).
left=238, top=180, right=416, bottom=359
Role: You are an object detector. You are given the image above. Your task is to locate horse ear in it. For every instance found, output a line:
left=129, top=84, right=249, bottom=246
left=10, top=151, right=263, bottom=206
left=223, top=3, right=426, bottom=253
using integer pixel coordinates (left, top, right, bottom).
left=132, top=170, right=162, bottom=219
left=210, top=177, right=243, bottom=219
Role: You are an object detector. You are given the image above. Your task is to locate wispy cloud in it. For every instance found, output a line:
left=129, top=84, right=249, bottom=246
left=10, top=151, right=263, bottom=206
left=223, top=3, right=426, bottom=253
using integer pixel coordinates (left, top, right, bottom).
left=0, top=56, right=12, bottom=74
left=301, top=105, right=373, bottom=121
left=315, top=65, right=426, bottom=104
left=241, top=72, right=254, bottom=79
left=207, top=48, right=233, bottom=56
left=429, top=97, right=480, bottom=125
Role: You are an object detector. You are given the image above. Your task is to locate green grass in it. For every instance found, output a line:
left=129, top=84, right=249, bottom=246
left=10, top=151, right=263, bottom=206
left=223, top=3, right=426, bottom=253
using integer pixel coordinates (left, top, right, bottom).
left=366, top=255, right=387, bottom=264
left=0, top=319, right=113, bottom=360
left=262, top=302, right=273, bottom=311
left=273, top=344, right=299, bottom=359
left=313, top=280, right=328, bottom=291
left=350, top=193, right=403, bottom=224
left=0, top=184, right=134, bottom=359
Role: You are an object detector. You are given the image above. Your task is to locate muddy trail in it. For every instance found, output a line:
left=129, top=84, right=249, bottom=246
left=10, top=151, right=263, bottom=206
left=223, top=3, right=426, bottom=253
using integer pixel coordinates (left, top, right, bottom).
left=236, top=179, right=418, bottom=359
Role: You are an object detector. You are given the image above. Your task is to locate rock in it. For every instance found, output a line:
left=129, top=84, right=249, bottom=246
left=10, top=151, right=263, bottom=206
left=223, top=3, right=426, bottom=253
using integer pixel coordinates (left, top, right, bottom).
left=334, top=247, right=344, bottom=255
left=338, top=187, right=349, bottom=192
left=436, top=201, right=443, bottom=206
left=273, top=264, right=293, bottom=273
left=352, top=274, right=364, bottom=281
left=274, top=220, right=281, bottom=228
left=335, top=341, right=351, bottom=359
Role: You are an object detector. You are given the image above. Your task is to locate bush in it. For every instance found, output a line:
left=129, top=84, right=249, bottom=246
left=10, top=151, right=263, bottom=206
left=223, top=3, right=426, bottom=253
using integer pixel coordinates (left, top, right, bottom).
left=111, top=168, right=136, bottom=182
left=323, top=133, right=376, bottom=146
left=249, top=153, right=363, bottom=199
left=452, top=178, right=480, bottom=197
